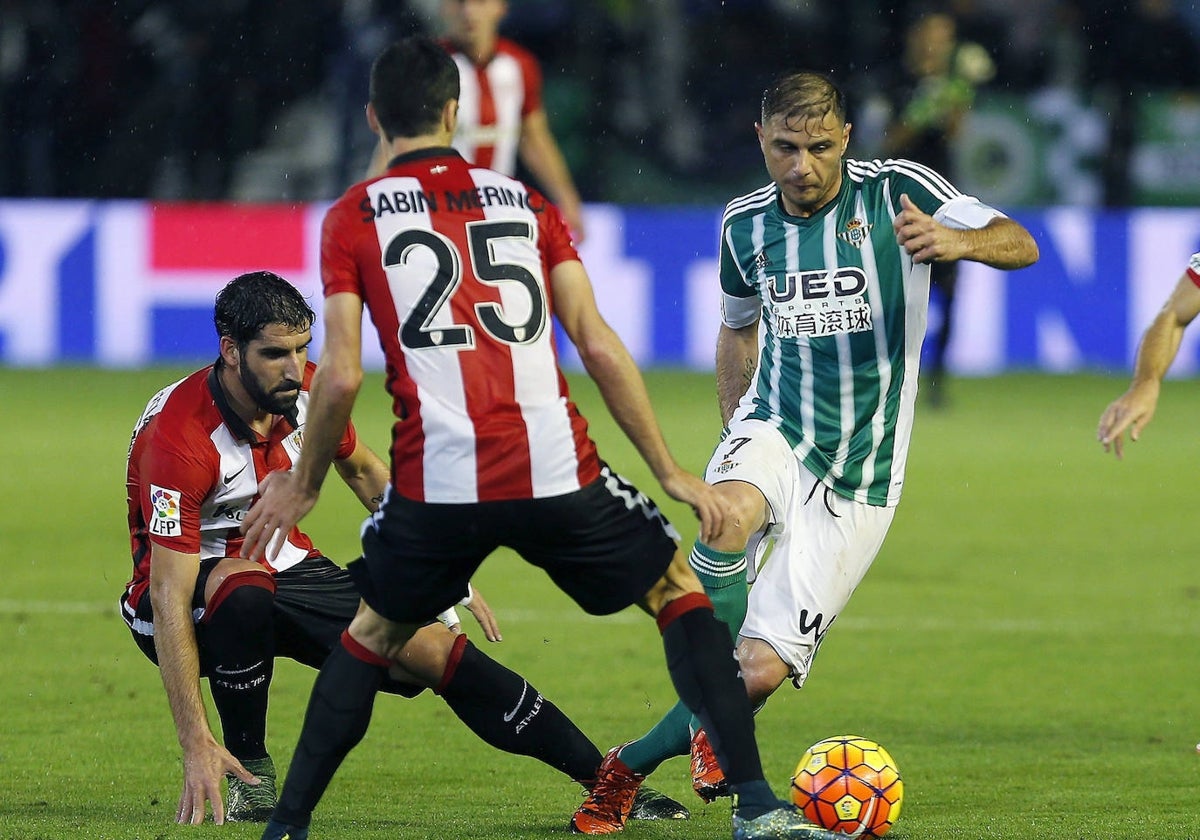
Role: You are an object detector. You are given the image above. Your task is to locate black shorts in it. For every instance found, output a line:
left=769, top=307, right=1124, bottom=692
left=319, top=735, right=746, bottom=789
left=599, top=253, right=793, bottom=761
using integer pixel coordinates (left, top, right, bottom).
left=349, top=463, right=679, bottom=622
left=125, top=556, right=425, bottom=696
left=127, top=555, right=359, bottom=671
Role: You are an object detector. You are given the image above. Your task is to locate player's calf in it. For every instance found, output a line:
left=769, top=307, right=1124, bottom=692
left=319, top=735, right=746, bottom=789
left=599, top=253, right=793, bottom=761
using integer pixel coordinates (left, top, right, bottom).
left=203, top=568, right=277, bottom=758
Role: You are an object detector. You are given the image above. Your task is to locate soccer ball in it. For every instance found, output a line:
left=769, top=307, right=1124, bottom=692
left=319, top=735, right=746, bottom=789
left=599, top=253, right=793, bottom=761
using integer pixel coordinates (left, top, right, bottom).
left=790, top=735, right=903, bottom=838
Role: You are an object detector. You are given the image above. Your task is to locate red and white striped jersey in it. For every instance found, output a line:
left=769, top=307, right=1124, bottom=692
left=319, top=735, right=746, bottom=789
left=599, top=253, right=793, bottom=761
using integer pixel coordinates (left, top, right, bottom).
left=442, top=37, right=541, bottom=176
left=323, top=147, right=599, bottom=503
left=121, top=363, right=357, bottom=618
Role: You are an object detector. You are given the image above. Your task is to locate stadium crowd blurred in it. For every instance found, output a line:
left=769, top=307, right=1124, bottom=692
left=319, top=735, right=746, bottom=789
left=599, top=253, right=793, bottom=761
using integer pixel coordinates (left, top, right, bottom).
left=2, top=0, right=1198, bottom=205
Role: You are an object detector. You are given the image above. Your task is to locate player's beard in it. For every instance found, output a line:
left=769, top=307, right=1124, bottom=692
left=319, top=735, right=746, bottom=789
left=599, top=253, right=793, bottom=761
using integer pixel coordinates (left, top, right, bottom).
left=242, top=365, right=301, bottom=421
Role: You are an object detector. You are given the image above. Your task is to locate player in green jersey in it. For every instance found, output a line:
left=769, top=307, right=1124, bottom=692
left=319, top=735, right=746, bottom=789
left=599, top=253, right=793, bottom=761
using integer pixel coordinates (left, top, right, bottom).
left=573, top=71, right=1039, bottom=834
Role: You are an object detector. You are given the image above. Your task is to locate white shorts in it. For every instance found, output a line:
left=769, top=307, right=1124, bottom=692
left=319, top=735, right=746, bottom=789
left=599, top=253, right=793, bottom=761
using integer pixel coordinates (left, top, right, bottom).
left=704, top=419, right=895, bottom=686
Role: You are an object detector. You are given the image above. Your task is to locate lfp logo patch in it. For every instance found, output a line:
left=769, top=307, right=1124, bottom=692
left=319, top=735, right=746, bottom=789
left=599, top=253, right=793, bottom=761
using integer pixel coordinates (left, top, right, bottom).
left=149, top=484, right=182, bottom=537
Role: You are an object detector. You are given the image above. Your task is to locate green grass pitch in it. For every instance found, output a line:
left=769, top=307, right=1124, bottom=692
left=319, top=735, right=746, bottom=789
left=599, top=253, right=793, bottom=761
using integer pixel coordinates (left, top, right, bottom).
left=2, top=367, right=1199, bottom=840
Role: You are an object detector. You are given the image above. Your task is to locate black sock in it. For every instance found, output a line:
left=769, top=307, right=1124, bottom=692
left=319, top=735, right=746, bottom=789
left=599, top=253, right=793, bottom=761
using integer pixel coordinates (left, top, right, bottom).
left=203, top=577, right=275, bottom=760
left=438, top=638, right=603, bottom=782
left=658, top=595, right=766, bottom=790
left=730, top=779, right=782, bottom=820
left=273, top=640, right=384, bottom=827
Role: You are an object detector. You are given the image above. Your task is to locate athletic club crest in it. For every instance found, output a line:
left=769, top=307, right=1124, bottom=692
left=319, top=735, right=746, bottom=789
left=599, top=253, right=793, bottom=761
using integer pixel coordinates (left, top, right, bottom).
left=838, top=217, right=873, bottom=248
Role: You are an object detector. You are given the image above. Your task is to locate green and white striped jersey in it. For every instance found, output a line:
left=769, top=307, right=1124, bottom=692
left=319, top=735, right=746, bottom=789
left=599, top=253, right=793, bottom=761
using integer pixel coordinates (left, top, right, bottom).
left=719, top=157, right=1002, bottom=507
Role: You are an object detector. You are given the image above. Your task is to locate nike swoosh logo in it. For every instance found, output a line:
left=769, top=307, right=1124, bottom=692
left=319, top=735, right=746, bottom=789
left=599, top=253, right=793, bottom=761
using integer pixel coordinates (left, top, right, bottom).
left=224, top=463, right=249, bottom=484
left=502, top=680, right=529, bottom=722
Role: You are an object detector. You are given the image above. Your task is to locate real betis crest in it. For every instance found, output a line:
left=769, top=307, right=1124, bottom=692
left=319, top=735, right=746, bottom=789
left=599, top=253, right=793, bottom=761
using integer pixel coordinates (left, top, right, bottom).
left=837, top=217, right=873, bottom=248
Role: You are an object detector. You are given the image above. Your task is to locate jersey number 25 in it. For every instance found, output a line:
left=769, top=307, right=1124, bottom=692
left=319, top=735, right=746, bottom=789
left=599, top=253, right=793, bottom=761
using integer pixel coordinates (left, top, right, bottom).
left=385, top=219, right=548, bottom=350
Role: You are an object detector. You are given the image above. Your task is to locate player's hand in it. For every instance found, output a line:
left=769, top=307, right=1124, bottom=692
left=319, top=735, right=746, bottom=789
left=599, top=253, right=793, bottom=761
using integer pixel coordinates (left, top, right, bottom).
left=177, top=740, right=258, bottom=825
left=893, top=193, right=962, bottom=264
left=240, top=470, right=319, bottom=563
left=660, top=469, right=726, bottom=544
left=462, top=585, right=502, bottom=642
left=1097, top=381, right=1160, bottom=459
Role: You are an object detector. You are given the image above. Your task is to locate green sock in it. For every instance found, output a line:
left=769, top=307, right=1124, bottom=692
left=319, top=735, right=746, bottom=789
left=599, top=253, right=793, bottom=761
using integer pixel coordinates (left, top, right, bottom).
left=689, top=542, right=749, bottom=643
left=619, top=542, right=749, bottom=776
left=619, top=701, right=692, bottom=775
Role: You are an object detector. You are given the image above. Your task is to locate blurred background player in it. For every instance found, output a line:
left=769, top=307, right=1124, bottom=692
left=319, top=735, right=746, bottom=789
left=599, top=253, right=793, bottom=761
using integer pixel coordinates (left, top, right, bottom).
left=573, top=71, right=1038, bottom=829
left=439, top=0, right=586, bottom=241
left=244, top=36, right=840, bottom=840
left=883, top=9, right=994, bottom=408
left=363, top=0, right=587, bottom=241
left=123, top=270, right=682, bottom=827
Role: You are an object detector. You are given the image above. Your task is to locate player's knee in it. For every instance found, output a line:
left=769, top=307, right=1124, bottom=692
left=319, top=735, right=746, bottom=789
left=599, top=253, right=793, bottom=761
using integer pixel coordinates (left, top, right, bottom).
left=711, top=482, right=769, bottom=552
left=399, top=622, right=462, bottom=685
left=204, top=558, right=273, bottom=605
left=347, top=608, right=430, bottom=674
left=736, top=638, right=792, bottom=705
left=741, top=666, right=787, bottom=707
left=203, top=568, right=276, bottom=627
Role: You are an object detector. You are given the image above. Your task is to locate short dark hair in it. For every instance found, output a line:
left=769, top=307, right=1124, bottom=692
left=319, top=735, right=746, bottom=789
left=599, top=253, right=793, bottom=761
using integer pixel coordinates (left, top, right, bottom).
left=370, top=36, right=461, bottom=139
left=213, top=271, right=314, bottom=346
left=761, top=72, right=847, bottom=131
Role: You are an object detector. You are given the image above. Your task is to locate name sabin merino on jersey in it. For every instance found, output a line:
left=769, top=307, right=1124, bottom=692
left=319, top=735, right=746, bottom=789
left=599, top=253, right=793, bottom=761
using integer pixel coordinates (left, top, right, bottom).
left=360, top=185, right=545, bottom=221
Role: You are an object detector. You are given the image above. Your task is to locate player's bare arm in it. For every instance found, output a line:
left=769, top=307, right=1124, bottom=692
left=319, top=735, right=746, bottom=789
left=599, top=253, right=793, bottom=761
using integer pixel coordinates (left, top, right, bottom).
left=550, top=259, right=726, bottom=541
left=893, top=193, right=1038, bottom=269
left=715, top=322, right=760, bottom=425
left=149, top=545, right=256, bottom=824
left=242, top=292, right=365, bottom=562
left=1098, top=271, right=1200, bottom=458
left=333, top=440, right=392, bottom=513
left=519, top=108, right=585, bottom=243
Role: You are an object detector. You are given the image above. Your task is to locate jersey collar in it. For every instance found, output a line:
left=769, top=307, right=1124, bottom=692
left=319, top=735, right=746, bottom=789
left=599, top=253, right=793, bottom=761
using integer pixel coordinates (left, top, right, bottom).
left=207, top=364, right=296, bottom=445
left=385, top=147, right=462, bottom=171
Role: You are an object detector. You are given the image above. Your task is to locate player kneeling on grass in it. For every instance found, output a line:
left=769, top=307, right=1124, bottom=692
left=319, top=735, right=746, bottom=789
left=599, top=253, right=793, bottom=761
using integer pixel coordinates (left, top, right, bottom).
left=121, top=271, right=687, bottom=826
